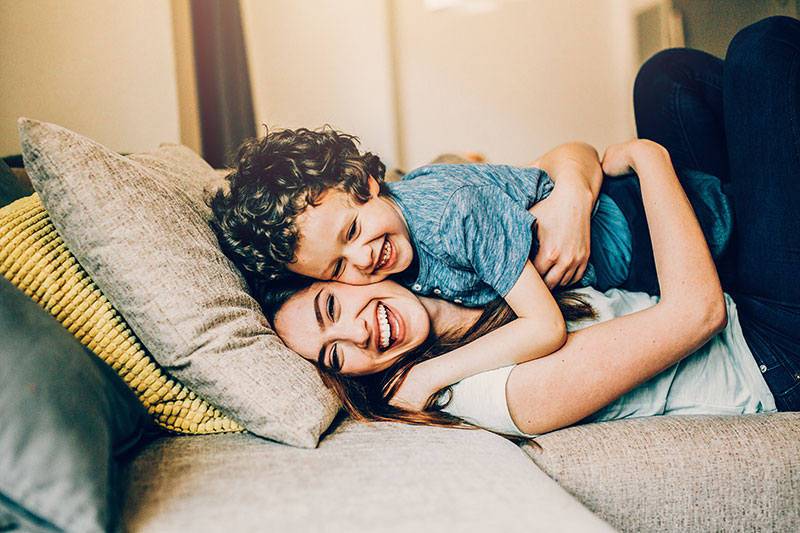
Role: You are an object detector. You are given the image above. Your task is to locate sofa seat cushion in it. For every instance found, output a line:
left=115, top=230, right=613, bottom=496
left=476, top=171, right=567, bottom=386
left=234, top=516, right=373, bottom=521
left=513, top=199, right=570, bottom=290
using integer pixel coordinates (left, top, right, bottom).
left=121, top=420, right=613, bottom=532
left=523, top=413, right=800, bottom=532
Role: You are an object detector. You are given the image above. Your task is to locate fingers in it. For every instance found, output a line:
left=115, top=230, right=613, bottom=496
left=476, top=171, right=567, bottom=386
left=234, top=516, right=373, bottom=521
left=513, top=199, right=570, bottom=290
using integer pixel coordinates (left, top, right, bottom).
left=543, top=263, right=568, bottom=289
left=532, top=250, right=554, bottom=277
left=569, top=261, right=588, bottom=286
left=537, top=253, right=590, bottom=289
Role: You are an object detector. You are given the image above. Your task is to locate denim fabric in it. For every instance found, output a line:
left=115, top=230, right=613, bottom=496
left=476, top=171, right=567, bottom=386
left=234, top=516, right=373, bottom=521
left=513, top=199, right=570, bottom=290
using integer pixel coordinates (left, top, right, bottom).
left=633, top=16, right=800, bottom=410
left=598, top=167, right=732, bottom=295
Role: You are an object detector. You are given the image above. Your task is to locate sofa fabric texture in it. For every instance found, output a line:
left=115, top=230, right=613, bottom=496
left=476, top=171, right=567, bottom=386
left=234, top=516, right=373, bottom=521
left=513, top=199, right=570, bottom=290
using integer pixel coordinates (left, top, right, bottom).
left=524, top=413, right=800, bottom=531
left=121, top=420, right=614, bottom=533
left=18, top=118, right=339, bottom=447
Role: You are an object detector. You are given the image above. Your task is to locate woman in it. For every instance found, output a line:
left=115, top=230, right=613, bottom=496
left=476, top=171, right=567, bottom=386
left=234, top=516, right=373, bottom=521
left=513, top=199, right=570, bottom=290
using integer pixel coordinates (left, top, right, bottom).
left=260, top=17, right=799, bottom=436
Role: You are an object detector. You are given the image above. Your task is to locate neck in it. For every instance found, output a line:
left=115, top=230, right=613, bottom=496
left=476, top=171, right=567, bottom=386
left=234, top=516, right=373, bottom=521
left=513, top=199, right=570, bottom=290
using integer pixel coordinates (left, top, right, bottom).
left=418, top=295, right=481, bottom=338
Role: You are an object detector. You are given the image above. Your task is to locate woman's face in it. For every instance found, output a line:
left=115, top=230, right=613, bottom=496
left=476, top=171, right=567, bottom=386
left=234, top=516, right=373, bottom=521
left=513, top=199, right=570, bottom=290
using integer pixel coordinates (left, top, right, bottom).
left=273, top=280, right=432, bottom=376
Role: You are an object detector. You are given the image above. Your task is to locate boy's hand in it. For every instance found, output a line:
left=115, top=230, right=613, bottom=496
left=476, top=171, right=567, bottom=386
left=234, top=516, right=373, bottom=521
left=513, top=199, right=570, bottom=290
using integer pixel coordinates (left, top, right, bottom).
left=528, top=182, right=593, bottom=289
left=528, top=141, right=601, bottom=289
left=388, top=364, right=438, bottom=412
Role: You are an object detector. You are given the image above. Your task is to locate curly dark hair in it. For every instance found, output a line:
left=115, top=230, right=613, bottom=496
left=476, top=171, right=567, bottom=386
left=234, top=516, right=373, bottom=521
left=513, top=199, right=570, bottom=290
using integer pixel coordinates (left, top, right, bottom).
left=209, top=126, right=386, bottom=281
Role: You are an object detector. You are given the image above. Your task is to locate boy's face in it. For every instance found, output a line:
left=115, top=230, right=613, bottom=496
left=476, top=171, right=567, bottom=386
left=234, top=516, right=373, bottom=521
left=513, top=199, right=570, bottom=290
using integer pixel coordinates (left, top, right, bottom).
left=288, top=177, right=413, bottom=284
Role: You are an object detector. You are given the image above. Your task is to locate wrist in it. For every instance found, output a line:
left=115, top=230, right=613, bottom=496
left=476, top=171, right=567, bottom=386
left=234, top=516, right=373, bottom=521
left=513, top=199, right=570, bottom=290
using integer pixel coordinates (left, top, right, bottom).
left=551, top=176, right=595, bottom=213
left=629, top=139, right=669, bottom=169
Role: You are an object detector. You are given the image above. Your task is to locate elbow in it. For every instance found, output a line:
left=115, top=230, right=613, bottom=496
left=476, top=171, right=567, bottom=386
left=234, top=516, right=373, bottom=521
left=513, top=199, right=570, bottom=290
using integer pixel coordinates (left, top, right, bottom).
left=699, top=280, right=728, bottom=336
left=682, top=290, right=727, bottom=338
left=705, top=292, right=728, bottom=336
left=547, top=319, right=568, bottom=353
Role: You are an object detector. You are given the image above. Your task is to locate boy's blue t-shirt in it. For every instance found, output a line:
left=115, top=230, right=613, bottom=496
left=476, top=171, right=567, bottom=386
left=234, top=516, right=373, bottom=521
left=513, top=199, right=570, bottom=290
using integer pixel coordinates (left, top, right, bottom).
left=386, top=163, right=553, bottom=307
left=385, top=163, right=731, bottom=307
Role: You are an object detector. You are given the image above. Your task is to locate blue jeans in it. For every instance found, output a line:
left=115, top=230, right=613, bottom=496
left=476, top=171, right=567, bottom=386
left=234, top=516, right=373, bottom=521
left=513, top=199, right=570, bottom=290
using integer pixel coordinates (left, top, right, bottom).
left=633, top=16, right=800, bottom=411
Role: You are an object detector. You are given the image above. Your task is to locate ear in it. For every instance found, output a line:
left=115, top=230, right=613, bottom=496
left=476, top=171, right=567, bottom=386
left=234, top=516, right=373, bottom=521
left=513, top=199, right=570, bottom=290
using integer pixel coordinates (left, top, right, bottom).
left=367, top=175, right=380, bottom=198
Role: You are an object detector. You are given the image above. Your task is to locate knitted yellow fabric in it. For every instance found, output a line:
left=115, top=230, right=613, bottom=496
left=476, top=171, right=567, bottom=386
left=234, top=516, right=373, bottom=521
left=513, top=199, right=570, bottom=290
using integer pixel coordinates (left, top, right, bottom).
left=0, top=194, right=243, bottom=434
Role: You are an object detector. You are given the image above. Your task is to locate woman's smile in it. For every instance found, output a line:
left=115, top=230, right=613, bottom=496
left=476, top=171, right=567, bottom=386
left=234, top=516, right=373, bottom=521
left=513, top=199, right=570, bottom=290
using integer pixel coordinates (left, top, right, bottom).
left=273, top=280, right=431, bottom=375
left=376, top=301, right=404, bottom=350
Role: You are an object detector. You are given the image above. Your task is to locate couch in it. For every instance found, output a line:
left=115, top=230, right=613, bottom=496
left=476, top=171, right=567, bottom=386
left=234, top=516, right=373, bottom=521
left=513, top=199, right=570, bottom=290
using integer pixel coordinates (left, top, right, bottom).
left=1, top=119, right=797, bottom=533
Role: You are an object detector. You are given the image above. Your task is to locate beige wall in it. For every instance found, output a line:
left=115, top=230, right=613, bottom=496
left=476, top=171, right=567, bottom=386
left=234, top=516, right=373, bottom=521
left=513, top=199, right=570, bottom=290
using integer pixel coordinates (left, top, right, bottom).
left=1, top=0, right=641, bottom=166
left=0, top=0, right=181, bottom=157
left=240, top=0, right=399, bottom=165
left=392, top=0, right=636, bottom=167
left=240, top=0, right=637, bottom=170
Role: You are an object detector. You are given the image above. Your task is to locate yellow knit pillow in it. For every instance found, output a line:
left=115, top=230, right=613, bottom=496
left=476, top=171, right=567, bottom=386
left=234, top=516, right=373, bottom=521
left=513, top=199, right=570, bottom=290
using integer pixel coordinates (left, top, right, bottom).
left=0, top=194, right=243, bottom=434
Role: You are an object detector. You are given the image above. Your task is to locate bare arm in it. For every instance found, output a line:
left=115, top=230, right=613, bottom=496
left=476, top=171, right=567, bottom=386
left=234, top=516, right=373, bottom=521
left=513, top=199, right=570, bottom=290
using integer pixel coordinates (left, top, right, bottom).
left=527, top=142, right=603, bottom=288
left=507, top=139, right=727, bottom=435
left=391, top=261, right=567, bottom=410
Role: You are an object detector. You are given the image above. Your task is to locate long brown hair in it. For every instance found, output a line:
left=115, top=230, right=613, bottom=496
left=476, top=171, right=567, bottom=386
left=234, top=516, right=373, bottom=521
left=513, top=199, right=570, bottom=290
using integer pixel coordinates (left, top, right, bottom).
left=316, top=290, right=595, bottom=429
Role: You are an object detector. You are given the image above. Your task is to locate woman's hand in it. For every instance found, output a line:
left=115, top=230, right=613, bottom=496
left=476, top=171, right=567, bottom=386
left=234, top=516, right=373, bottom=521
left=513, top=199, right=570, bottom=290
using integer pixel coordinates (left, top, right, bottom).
left=507, top=138, right=726, bottom=435
left=529, top=142, right=602, bottom=288
left=601, top=139, right=663, bottom=176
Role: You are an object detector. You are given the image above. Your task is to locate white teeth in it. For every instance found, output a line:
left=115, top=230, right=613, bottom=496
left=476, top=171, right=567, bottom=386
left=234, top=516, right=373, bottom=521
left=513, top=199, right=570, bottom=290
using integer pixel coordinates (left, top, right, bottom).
left=378, top=303, right=391, bottom=349
left=376, top=239, right=392, bottom=270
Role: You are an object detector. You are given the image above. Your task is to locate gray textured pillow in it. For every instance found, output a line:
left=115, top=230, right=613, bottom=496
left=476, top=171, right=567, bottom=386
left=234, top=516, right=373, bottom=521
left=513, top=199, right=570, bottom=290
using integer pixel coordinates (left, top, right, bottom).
left=19, top=118, right=339, bottom=448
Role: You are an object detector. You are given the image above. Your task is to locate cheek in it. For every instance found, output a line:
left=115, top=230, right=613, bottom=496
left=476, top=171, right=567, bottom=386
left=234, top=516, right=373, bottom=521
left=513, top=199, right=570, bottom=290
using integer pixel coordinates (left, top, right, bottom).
left=404, top=304, right=430, bottom=350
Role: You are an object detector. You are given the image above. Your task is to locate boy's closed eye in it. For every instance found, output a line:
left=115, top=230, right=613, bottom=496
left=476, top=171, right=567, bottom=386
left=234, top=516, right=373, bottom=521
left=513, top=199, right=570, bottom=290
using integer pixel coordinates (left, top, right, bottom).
left=331, top=217, right=359, bottom=280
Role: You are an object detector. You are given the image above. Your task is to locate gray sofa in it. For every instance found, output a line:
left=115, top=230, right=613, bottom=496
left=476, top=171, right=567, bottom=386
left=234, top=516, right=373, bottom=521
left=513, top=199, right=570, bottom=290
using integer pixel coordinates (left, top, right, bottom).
left=1, top=120, right=798, bottom=532
left=119, top=414, right=799, bottom=532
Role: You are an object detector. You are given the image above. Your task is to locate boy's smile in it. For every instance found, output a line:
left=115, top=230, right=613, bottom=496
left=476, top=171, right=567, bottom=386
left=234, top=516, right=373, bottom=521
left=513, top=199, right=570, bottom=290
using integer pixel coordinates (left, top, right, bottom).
left=288, top=177, right=413, bottom=284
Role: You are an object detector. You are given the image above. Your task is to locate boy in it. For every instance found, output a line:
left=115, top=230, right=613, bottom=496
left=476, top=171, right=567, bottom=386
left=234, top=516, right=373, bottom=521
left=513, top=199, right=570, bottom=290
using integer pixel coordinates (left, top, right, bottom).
left=211, top=126, right=731, bottom=303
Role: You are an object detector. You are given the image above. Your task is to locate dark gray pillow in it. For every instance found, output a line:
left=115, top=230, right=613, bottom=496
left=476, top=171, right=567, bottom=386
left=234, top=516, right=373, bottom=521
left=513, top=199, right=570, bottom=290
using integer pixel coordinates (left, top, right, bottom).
left=0, top=158, right=31, bottom=208
left=0, top=277, right=153, bottom=533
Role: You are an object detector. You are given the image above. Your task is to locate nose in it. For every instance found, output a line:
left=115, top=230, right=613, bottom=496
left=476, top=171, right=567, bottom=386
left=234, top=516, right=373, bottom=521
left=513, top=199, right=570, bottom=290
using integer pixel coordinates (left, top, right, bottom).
left=350, top=319, right=370, bottom=348
left=331, top=316, right=370, bottom=349
left=345, top=241, right=374, bottom=272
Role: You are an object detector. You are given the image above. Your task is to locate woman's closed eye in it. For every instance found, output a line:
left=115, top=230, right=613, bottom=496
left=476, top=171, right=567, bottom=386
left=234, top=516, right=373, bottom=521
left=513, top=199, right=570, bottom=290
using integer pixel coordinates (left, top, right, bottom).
left=329, top=343, right=342, bottom=372
left=326, top=293, right=336, bottom=320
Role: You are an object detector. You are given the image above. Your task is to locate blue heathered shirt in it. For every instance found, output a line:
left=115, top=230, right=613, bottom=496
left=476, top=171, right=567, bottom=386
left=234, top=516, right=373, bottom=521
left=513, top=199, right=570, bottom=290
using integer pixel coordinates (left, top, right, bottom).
left=385, top=163, right=632, bottom=307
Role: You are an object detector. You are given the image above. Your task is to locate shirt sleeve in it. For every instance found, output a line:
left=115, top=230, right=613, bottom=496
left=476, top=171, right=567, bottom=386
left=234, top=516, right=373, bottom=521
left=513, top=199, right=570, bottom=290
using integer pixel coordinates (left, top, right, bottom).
left=440, top=185, right=536, bottom=298
left=488, top=164, right=555, bottom=207
left=438, top=365, right=537, bottom=438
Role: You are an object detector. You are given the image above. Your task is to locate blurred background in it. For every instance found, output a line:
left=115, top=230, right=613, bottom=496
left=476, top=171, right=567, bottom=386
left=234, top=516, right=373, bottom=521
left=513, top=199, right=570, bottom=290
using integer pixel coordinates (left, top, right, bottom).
left=1, top=0, right=798, bottom=170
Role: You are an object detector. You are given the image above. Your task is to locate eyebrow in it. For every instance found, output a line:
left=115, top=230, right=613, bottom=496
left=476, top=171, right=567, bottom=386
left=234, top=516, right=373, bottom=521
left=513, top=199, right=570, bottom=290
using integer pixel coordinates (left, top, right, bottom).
left=313, top=289, right=326, bottom=366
